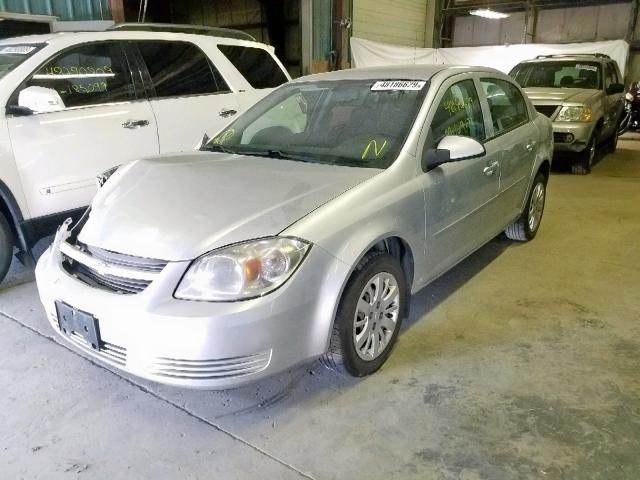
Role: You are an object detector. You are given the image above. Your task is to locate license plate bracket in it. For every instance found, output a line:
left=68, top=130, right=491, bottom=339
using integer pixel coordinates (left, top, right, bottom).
left=55, top=301, right=101, bottom=350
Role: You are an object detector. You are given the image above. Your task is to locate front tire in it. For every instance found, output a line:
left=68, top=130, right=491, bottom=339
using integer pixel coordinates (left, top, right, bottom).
left=505, top=172, right=547, bottom=242
left=0, top=212, right=13, bottom=283
left=604, top=125, right=619, bottom=154
left=572, top=131, right=597, bottom=175
left=323, top=251, right=407, bottom=377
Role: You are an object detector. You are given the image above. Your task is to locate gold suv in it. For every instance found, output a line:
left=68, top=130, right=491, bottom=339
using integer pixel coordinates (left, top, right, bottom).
left=510, top=54, right=624, bottom=174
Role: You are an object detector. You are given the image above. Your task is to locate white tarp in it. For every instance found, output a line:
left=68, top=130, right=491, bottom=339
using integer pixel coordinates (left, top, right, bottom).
left=351, top=37, right=630, bottom=77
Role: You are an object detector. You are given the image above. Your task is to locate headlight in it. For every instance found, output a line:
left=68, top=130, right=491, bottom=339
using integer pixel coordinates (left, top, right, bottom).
left=96, top=165, right=120, bottom=188
left=175, top=237, right=311, bottom=301
left=556, top=106, right=592, bottom=122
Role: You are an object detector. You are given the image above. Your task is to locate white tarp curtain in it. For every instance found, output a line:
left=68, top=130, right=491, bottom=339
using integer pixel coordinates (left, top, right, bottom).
left=351, top=37, right=630, bottom=77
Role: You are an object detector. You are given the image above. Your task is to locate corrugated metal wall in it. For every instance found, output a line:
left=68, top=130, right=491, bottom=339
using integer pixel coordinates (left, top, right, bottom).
left=352, top=0, right=428, bottom=47
left=0, top=0, right=111, bottom=20
left=453, top=3, right=632, bottom=46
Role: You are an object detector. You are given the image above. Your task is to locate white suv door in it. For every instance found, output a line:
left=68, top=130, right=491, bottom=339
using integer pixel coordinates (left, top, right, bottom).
left=132, top=40, right=241, bottom=153
left=7, top=41, right=158, bottom=219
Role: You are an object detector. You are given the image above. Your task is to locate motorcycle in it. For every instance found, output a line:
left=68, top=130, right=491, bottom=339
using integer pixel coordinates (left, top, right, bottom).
left=623, top=82, right=640, bottom=133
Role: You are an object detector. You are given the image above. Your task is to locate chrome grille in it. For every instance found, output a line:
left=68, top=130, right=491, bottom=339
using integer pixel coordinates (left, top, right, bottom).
left=73, top=263, right=151, bottom=294
left=61, top=241, right=167, bottom=295
left=149, top=351, right=272, bottom=380
left=84, top=244, right=167, bottom=272
left=534, top=105, right=560, bottom=118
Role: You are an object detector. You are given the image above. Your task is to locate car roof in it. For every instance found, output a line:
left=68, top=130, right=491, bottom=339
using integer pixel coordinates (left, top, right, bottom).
left=518, top=56, right=608, bottom=64
left=292, top=64, right=503, bottom=83
left=0, top=30, right=268, bottom=48
left=0, top=33, right=59, bottom=44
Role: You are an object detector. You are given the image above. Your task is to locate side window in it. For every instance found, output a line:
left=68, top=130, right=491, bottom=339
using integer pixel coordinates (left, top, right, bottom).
left=480, top=78, right=529, bottom=136
left=607, top=62, right=619, bottom=89
left=429, top=79, right=485, bottom=147
left=22, top=42, right=135, bottom=109
left=137, top=41, right=229, bottom=98
left=217, top=45, right=288, bottom=89
left=510, top=65, right=530, bottom=87
left=604, top=62, right=615, bottom=90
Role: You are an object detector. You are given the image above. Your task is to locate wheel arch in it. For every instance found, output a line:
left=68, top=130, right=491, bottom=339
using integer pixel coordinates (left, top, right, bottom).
left=0, top=178, right=29, bottom=255
left=319, top=233, right=416, bottom=352
left=537, top=159, right=551, bottom=181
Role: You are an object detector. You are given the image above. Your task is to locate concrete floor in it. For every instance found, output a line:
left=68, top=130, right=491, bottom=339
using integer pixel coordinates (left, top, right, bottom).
left=1, top=136, right=639, bottom=480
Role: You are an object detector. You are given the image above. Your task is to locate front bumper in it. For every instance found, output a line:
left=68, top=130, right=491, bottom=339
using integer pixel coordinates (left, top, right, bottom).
left=35, top=239, right=350, bottom=389
left=551, top=121, right=594, bottom=153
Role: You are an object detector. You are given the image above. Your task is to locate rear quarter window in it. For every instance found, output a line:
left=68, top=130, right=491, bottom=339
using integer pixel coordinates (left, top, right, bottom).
left=136, top=41, right=230, bottom=98
left=217, top=45, right=288, bottom=89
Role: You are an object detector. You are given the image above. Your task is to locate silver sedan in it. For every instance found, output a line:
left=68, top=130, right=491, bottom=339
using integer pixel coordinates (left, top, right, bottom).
left=35, top=65, right=553, bottom=389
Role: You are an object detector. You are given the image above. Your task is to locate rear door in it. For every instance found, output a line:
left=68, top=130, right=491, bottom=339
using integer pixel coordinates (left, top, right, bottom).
left=420, top=75, right=502, bottom=281
left=6, top=41, right=158, bottom=219
left=479, top=77, right=536, bottom=225
left=132, top=40, right=240, bottom=154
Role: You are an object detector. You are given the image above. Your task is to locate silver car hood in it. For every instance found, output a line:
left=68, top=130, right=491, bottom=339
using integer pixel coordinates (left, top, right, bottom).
left=78, top=152, right=377, bottom=261
left=523, top=87, right=598, bottom=104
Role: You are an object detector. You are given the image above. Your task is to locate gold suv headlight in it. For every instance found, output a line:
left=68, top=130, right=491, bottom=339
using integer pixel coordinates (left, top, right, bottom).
left=556, top=106, right=592, bottom=122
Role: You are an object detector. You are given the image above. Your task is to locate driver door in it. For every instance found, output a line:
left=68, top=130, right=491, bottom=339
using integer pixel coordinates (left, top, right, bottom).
left=419, top=75, right=502, bottom=283
left=6, top=41, right=159, bottom=219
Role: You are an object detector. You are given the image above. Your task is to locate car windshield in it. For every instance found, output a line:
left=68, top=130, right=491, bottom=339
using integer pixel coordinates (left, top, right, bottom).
left=511, top=61, right=602, bottom=90
left=203, top=79, right=429, bottom=169
left=0, top=44, right=43, bottom=80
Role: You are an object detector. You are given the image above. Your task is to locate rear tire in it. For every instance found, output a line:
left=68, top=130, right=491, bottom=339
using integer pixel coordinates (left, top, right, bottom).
left=0, top=212, right=13, bottom=283
left=572, top=131, right=597, bottom=175
left=323, top=251, right=407, bottom=377
left=505, top=172, right=547, bottom=242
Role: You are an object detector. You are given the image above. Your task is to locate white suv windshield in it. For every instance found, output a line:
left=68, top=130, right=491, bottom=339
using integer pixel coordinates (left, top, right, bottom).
left=203, top=79, right=429, bottom=169
left=511, top=61, right=602, bottom=90
left=0, top=44, right=43, bottom=80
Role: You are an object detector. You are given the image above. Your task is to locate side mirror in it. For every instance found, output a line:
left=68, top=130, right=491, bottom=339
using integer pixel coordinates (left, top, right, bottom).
left=196, top=132, right=210, bottom=150
left=422, top=148, right=450, bottom=171
left=96, top=165, right=120, bottom=189
left=607, top=83, right=624, bottom=95
left=422, top=135, right=485, bottom=171
left=6, top=104, right=34, bottom=116
left=16, top=86, right=64, bottom=114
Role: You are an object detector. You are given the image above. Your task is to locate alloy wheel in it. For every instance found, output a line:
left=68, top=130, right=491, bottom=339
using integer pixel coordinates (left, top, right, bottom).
left=528, top=182, right=545, bottom=233
left=353, top=272, right=400, bottom=361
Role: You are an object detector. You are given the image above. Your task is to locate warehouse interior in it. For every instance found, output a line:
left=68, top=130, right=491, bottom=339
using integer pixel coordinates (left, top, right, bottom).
left=1, top=0, right=639, bottom=478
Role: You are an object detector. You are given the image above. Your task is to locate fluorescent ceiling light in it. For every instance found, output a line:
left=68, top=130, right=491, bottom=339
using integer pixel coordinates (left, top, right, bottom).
left=469, top=8, right=510, bottom=19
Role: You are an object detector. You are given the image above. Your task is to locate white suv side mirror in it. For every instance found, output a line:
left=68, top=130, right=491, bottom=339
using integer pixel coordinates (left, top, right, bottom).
left=18, top=86, right=65, bottom=114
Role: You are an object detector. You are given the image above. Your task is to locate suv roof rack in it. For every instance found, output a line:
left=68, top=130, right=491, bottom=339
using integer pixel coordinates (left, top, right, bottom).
left=108, top=23, right=256, bottom=42
left=534, top=53, right=610, bottom=59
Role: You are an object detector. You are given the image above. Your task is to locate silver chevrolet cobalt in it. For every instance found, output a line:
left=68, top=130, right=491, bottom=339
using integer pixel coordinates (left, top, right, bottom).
left=36, top=65, right=552, bottom=389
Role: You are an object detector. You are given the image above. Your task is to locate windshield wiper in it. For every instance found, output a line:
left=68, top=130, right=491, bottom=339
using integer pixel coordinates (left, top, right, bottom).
left=201, top=143, right=237, bottom=154
left=234, top=148, right=323, bottom=163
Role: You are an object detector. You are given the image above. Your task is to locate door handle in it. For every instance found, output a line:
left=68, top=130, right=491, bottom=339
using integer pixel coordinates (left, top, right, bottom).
left=525, top=141, right=536, bottom=152
left=483, top=161, right=499, bottom=176
left=122, top=119, right=150, bottom=129
left=219, top=108, right=237, bottom=118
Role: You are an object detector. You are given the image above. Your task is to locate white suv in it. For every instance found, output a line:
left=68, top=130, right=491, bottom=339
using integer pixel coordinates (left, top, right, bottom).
left=0, top=24, right=290, bottom=282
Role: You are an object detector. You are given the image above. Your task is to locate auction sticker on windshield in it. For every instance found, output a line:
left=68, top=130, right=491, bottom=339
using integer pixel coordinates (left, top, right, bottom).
left=0, top=46, right=37, bottom=55
left=576, top=64, right=597, bottom=72
left=371, top=80, right=426, bottom=91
